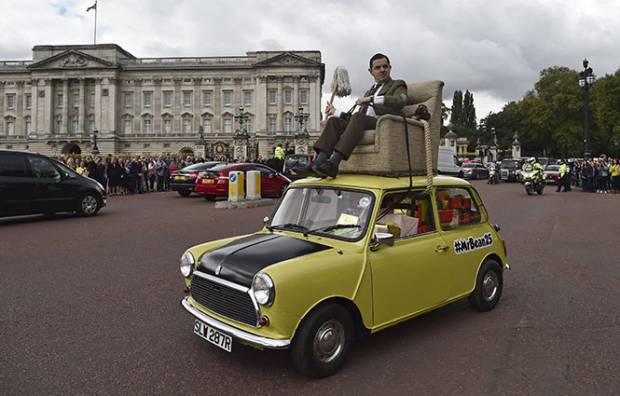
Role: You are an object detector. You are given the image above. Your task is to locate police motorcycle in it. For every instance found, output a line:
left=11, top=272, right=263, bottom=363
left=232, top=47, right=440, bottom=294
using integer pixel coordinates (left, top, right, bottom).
left=487, top=162, right=500, bottom=184
left=521, top=157, right=545, bottom=195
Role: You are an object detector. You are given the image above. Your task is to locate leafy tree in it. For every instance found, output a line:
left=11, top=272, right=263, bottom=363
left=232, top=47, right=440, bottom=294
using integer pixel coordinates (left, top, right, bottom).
left=450, top=90, right=463, bottom=127
left=463, top=90, right=477, bottom=129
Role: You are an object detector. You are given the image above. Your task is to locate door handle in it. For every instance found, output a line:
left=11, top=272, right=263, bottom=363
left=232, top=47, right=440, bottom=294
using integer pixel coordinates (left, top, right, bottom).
left=435, top=245, right=449, bottom=253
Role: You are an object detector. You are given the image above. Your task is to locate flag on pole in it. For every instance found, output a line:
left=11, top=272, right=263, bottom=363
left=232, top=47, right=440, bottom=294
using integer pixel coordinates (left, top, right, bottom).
left=86, top=2, right=97, bottom=12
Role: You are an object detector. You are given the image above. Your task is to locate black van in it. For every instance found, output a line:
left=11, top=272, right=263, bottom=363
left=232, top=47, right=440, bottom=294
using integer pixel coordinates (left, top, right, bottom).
left=0, top=150, right=106, bottom=218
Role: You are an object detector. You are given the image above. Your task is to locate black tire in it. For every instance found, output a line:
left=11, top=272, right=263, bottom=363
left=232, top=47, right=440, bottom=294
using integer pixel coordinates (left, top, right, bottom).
left=177, top=190, right=191, bottom=197
left=76, top=193, right=101, bottom=217
left=468, top=259, right=503, bottom=312
left=291, top=304, right=354, bottom=378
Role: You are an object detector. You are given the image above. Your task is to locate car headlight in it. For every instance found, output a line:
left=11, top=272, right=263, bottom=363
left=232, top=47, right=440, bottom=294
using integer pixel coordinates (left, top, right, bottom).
left=252, top=273, right=275, bottom=306
left=180, top=251, right=195, bottom=278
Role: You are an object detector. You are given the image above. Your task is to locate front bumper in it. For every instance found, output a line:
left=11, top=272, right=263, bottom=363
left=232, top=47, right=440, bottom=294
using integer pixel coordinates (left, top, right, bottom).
left=181, top=297, right=291, bottom=350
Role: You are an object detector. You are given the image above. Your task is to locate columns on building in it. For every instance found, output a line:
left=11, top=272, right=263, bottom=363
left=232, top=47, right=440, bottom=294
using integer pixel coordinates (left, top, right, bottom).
left=256, top=76, right=267, bottom=133
left=173, top=77, right=182, bottom=133
left=193, top=77, right=201, bottom=134
left=94, top=77, right=103, bottom=136
left=44, top=79, right=54, bottom=135
left=30, top=79, right=38, bottom=137
left=106, top=77, right=117, bottom=136
left=132, top=79, right=142, bottom=135
left=78, top=78, right=86, bottom=137
left=153, top=78, right=162, bottom=134
left=276, top=77, right=283, bottom=131
left=61, top=79, right=69, bottom=135
left=213, top=77, right=222, bottom=133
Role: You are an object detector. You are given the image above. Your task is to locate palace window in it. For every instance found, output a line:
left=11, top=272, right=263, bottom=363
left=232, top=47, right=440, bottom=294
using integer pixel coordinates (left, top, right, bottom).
left=55, top=116, right=63, bottom=134
left=143, top=117, right=153, bottom=134
left=56, top=93, right=63, bottom=108
left=25, top=117, right=32, bottom=136
left=284, top=89, right=292, bottom=105
left=203, top=91, right=212, bottom=106
left=202, top=115, right=212, bottom=133
left=6, top=94, right=15, bottom=110
left=143, top=92, right=152, bottom=108
left=223, top=116, right=232, bottom=133
left=163, top=117, right=172, bottom=134
left=163, top=91, right=172, bottom=107
left=183, top=91, right=192, bottom=107
left=88, top=115, right=95, bottom=132
left=183, top=115, right=192, bottom=134
left=268, top=90, right=277, bottom=105
left=124, top=92, right=133, bottom=107
left=299, top=89, right=308, bottom=105
left=243, top=91, right=252, bottom=106
left=73, top=91, right=80, bottom=108
left=25, top=94, right=32, bottom=109
left=284, top=114, right=293, bottom=132
left=223, top=90, right=233, bottom=106
left=71, top=117, right=79, bottom=134
left=5, top=117, right=15, bottom=136
left=268, top=114, right=277, bottom=133
left=123, top=117, right=132, bottom=134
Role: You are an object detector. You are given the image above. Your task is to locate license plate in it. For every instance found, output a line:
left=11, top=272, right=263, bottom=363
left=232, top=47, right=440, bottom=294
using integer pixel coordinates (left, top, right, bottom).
left=175, top=176, right=186, bottom=181
left=194, top=320, right=232, bottom=352
left=202, top=179, right=215, bottom=184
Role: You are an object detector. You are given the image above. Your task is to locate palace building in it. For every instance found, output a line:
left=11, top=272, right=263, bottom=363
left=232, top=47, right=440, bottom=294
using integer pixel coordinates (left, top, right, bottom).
left=0, top=44, right=324, bottom=159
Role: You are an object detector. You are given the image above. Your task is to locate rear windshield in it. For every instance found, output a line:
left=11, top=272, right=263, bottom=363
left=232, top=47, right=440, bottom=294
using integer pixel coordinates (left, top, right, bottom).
left=182, top=162, right=220, bottom=171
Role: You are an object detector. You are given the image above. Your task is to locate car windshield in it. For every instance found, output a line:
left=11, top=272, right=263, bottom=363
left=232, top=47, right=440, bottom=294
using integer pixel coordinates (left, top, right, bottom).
left=545, top=165, right=560, bottom=171
left=52, top=159, right=79, bottom=177
left=462, top=164, right=477, bottom=168
left=269, top=187, right=374, bottom=241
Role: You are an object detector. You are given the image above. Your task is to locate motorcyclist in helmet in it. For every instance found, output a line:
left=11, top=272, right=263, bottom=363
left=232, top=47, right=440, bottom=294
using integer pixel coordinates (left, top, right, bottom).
left=526, top=157, right=544, bottom=182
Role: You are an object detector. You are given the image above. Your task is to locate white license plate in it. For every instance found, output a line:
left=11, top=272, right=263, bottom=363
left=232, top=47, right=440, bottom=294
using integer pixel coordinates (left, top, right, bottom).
left=194, top=320, right=232, bottom=352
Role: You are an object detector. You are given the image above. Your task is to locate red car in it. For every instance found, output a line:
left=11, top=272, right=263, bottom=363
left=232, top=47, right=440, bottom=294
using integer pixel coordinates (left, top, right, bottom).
left=195, top=163, right=291, bottom=200
left=543, top=164, right=561, bottom=184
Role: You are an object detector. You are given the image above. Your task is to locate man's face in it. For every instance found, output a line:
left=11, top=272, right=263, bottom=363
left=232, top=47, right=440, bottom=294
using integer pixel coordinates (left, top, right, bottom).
left=369, top=57, right=391, bottom=84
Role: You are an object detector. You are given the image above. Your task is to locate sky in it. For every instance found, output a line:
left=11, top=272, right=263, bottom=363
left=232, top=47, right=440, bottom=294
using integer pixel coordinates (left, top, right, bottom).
left=1, top=0, right=619, bottom=120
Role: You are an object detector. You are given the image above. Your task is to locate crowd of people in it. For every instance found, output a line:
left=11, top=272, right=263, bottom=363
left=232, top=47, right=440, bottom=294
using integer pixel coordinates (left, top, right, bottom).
left=569, top=155, right=620, bottom=193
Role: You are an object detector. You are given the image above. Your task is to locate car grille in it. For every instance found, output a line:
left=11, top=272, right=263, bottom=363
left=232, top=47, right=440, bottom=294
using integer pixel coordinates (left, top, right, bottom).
left=190, top=273, right=258, bottom=326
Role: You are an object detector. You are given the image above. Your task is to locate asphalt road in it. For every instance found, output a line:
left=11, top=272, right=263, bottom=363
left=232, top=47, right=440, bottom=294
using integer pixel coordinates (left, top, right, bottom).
left=1, top=182, right=619, bottom=395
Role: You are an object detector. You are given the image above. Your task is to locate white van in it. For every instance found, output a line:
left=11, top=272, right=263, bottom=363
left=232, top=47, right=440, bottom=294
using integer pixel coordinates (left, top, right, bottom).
left=437, top=147, right=463, bottom=177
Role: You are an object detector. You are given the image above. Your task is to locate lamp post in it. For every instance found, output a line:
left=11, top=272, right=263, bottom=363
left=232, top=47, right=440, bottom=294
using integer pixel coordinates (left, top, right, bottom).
left=578, top=58, right=595, bottom=159
left=198, top=126, right=207, bottom=159
left=294, top=107, right=310, bottom=154
left=233, top=106, right=250, bottom=161
left=234, top=106, right=249, bottom=138
left=91, top=128, right=100, bottom=155
left=294, top=106, right=309, bottom=134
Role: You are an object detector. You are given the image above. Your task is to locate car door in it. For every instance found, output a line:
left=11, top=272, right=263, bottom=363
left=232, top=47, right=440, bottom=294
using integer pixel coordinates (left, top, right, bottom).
left=255, top=164, right=280, bottom=196
left=0, top=153, right=35, bottom=216
left=27, top=155, right=74, bottom=213
left=435, top=186, right=493, bottom=297
left=368, top=191, right=452, bottom=327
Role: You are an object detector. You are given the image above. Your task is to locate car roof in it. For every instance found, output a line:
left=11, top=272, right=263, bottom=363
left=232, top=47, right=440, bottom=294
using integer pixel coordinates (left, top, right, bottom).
left=291, top=174, right=471, bottom=191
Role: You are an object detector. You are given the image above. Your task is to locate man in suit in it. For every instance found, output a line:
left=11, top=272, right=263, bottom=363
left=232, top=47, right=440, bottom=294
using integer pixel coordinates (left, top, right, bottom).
left=295, top=53, right=408, bottom=178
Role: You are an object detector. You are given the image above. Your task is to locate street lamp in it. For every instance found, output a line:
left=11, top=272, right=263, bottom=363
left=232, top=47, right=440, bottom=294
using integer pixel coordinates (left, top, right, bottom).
left=234, top=106, right=249, bottom=138
left=578, top=58, right=595, bottom=159
left=294, top=106, right=309, bottom=134
left=91, top=129, right=100, bottom=155
left=198, top=126, right=207, bottom=159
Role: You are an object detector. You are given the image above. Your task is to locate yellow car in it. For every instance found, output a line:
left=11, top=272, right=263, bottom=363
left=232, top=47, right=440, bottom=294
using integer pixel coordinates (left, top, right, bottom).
left=180, top=175, right=508, bottom=377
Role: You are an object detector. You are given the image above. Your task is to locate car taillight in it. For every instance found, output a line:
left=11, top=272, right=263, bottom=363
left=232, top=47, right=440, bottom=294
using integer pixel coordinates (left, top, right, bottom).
left=217, top=176, right=228, bottom=184
left=189, top=172, right=198, bottom=179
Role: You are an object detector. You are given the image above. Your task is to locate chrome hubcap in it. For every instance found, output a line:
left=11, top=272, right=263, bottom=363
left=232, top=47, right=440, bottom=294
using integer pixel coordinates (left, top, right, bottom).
left=82, top=195, right=98, bottom=215
left=482, top=271, right=499, bottom=302
left=313, top=320, right=345, bottom=364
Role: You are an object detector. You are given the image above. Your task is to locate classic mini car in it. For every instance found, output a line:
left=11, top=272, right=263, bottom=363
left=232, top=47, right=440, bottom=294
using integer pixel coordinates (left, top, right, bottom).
left=194, top=163, right=290, bottom=200
left=180, top=175, right=508, bottom=377
left=499, top=159, right=523, bottom=182
left=168, top=161, right=223, bottom=197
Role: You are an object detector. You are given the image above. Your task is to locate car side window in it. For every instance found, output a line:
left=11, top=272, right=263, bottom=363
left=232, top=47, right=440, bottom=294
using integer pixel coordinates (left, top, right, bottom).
left=256, top=165, right=275, bottom=176
left=0, top=155, right=29, bottom=177
left=27, top=156, right=60, bottom=179
left=374, top=191, right=435, bottom=239
left=436, top=187, right=482, bottom=230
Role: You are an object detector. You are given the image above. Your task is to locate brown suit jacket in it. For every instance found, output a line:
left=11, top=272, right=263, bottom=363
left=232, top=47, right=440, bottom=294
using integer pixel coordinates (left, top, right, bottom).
left=363, top=78, right=408, bottom=116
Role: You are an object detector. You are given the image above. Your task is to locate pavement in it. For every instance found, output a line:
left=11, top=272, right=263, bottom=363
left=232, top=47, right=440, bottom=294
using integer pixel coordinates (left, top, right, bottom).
left=0, top=182, right=618, bottom=395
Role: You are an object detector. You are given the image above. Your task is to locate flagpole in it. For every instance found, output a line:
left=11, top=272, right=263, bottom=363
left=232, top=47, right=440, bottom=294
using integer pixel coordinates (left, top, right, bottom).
left=93, top=0, right=98, bottom=45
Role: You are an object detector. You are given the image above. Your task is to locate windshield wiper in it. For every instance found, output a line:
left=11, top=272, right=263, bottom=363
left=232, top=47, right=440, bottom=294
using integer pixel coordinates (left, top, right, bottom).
left=271, top=223, right=310, bottom=233
left=305, top=223, right=360, bottom=236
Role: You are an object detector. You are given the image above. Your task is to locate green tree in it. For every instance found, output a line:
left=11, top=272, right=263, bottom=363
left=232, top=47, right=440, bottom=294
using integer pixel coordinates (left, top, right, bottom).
left=450, top=90, right=463, bottom=127
left=463, top=90, right=477, bottom=129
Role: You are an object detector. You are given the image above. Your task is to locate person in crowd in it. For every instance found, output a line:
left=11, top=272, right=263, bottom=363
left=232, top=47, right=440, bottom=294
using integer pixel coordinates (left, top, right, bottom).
left=165, top=159, right=177, bottom=190
left=147, top=160, right=156, bottom=192
left=557, top=159, right=570, bottom=192
left=156, top=158, right=166, bottom=192
left=610, top=159, right=620, bottom=193
left=76, top=160, right=88, bottom=176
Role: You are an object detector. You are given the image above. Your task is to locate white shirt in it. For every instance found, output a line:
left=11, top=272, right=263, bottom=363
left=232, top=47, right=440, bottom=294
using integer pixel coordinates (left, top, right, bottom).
left=332, top=82, right=385, bottom=118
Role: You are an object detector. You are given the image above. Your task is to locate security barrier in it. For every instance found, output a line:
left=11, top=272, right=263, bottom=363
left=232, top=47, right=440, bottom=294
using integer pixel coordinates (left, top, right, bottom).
left=246, top=170, right=261, bottom=200
left=228, top=171, right=245, bottom=202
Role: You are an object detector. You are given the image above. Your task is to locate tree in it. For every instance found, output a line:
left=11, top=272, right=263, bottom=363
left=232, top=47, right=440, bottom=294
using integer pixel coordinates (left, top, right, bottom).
left=463, top=90, right=477, bottom=129
left=450, top=90, right=463, bottom=127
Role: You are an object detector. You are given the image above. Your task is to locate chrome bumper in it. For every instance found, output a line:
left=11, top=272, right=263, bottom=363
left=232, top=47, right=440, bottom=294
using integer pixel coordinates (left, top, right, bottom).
left=181, top=297, right=291, bottom=350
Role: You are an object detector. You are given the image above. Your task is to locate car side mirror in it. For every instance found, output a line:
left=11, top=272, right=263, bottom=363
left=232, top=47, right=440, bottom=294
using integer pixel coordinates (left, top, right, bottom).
left=370, top=232, right=394, bottom=251
left=263, top=216, right=270, bottom=225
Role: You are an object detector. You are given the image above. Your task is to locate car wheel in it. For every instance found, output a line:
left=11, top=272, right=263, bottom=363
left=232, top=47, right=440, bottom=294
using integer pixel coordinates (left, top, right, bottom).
left=468, top=259, right=503, bottom=312
left=177, top=190, right=191, bottom=197
left=291, top=303, right=354, bottom=378
left=77, top=193, right=100, bottom=217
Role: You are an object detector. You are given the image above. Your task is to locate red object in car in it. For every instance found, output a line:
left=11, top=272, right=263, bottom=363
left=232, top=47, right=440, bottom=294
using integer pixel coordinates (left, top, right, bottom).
left=462, top=198, right=471, bottom=209
left=194, top=163, right=291, bottom=200
left=438, top=209, right=453, bottom=223
left=449, top=197, right=462, bottom=209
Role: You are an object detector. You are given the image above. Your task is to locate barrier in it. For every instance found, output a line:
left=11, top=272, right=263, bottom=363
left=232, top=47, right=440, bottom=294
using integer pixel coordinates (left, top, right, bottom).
left=246, top=170, right=261, bottom=200
left=228, top=171, right=245, bottom=202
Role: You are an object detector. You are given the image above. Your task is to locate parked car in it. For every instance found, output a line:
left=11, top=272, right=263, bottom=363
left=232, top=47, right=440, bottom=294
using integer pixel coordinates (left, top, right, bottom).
left=499, top=159, right=523, bottom=182
left=169, top=161, right=223, bottom=197
left=538, top=157, right=558, bottom=167
left=180, top=174, right=509, bottom=377
left=461, top=163, right=490, bottom=179
left=437, top=147, right=464, bottom=177
left=0, top=150, right=106, bottom=218
left=543, top=164, right=561, bottom=184
left=282, top=154, right=314, bottom=181
left=194, top=163, right=290, bottom=200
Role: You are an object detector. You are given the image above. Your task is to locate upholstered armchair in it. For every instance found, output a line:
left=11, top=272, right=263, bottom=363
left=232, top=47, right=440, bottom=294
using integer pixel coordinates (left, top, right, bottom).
left=339, top=80, right=444, bottom=176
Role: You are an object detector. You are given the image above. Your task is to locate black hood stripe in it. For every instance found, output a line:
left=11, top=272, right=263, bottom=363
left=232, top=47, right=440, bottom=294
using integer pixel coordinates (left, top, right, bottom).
left=197, top=234, right=331, bottom=287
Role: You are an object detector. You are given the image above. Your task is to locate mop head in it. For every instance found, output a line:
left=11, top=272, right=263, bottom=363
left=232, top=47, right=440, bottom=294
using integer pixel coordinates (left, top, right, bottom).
left=330, top=67, right=352, bottom=97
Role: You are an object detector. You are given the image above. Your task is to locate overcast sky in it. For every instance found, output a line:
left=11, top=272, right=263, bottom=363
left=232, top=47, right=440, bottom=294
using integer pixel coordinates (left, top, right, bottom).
left=1, top=0, right=619, bottom=119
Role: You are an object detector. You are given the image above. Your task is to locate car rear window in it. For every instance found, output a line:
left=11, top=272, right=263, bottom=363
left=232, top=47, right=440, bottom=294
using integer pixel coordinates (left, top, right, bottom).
left=0, top=155, right=29, bottom=177
left=182, top=162, right=220, bottom=172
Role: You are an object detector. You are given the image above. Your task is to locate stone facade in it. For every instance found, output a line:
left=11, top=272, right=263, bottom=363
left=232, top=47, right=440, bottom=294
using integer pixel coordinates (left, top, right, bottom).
left=0, top=44, right=324, bottom=160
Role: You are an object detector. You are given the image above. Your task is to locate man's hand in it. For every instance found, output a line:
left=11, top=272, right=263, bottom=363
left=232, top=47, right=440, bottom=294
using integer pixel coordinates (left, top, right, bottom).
left=325, top=102, right=336, bottom=117
left=355, top=96, right=372, bottom=106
